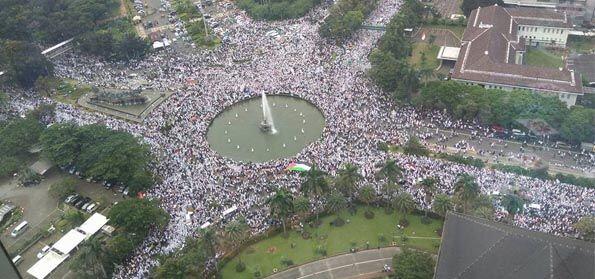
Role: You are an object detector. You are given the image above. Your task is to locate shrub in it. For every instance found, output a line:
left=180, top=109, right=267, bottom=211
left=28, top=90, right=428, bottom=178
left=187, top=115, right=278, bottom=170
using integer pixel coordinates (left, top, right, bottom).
left=399, top=218, right=410, bottom=227
left=364, top=211, right=375, bottom=219
left=235, top=262, right=246, bottom=272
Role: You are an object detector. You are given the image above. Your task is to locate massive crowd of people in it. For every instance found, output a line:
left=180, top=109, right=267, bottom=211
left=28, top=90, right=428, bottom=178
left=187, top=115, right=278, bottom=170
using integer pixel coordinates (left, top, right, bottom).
left=2, top=0, right=593, bottom=277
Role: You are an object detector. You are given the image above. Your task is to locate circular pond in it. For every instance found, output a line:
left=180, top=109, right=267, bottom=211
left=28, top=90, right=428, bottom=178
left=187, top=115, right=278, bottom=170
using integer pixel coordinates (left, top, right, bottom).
left=207, top=95, right=325, bottom=162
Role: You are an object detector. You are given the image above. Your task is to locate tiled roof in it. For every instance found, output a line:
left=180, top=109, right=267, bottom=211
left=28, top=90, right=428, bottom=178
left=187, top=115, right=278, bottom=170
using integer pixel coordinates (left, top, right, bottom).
left=434, top=212, right=595, bottom=279
left=452, top=5, right=582, bottom=94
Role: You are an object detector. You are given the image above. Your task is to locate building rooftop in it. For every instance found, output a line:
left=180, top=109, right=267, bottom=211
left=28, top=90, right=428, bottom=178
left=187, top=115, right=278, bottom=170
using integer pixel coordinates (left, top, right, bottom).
left=435, top=212, right=595, bottom=279
left=452, top=5, right=583, bottom=95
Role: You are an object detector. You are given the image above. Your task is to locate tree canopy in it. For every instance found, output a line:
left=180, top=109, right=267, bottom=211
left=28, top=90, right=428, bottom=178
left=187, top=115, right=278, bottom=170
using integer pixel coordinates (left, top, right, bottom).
left=41, top=124, right=155, bottom=195
left=108, top=199, right=169, bottom=240
left=392, top=249, right=435, bottom=279
left=319, top=0, right=379, bottom=44
left=237, top=0, right=321, bottom=20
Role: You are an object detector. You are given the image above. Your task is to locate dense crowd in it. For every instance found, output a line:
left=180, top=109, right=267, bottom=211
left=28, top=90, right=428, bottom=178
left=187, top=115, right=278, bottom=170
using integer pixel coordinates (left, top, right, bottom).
left=3, top=0, right=593, bottom=277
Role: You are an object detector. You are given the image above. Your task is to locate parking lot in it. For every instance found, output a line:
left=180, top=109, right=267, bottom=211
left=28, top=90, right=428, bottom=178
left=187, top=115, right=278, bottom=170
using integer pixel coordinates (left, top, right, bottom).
left=0, top=169, right=125, bottom=277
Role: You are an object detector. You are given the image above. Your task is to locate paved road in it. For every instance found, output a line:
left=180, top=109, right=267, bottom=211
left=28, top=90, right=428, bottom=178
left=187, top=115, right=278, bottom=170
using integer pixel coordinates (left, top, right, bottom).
left=266, top=247, right=399, bottom=279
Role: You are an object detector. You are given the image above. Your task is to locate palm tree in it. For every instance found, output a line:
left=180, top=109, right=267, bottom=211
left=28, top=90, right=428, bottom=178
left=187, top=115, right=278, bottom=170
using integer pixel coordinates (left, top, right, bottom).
left=432, top=194, right=453, bottom=218
left=224, top=217, right=249, bottom=264
left=326, top=191, right=347, bottom=224
left=199, top=227, right=219, bottom=272
left=266, top=188, right=294, bottom=236
left=382, top=181, right=400, bottom=197
left=70, top=237, right=107, bottom=278
left=417, top=177, right=437, bottom=219
left=293, top=195, right=311, bottom=224
left=300, top=165, right=329, bottom=224
left=501, top=193, right=524, bottom=222
left=454, top=173, right=480, bottom=213
left=300, top=165, right=329, bottom=198
left=393, top=192, right=416, bottom=223
left=334, top=163, right=362, bottom=197
left=376, top=159, right=403, bottom=183
left=358, top=185, right=377, bottom=216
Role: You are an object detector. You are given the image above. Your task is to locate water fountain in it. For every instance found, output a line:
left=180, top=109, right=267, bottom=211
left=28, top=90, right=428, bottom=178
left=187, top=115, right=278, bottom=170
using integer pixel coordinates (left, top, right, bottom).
left=207, top=94, right=325, bottom=162
left=260, top=92, right=277, bottom=134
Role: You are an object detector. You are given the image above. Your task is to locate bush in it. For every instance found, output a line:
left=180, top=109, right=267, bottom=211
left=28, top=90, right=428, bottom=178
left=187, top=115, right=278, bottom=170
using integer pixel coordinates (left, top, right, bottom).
left=364, top=210, right=375, bottom=219
left=332, top=217, right=345, bottom=227
left=420, top=215, right=432, bottom=224
left=235, top=262, right=246, bottom=272
left=315, top=245, right=327, bottom=256
left=399, top=218, right=410, bottom=227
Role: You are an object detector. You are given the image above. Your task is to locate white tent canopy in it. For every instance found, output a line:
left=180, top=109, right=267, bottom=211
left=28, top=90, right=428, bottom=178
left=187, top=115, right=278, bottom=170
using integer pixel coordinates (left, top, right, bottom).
left=52, top=229, right=86, bottom=255
left=79, top=213, right=108, bottom=236
left=27, top=251, right=69, bottom=279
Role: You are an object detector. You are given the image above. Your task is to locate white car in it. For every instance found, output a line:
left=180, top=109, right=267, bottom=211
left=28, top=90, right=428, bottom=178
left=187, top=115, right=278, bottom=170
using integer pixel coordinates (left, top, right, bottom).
left=86, top=203, right=97, bottom=213
left=37, top=245, right=51, bottom=259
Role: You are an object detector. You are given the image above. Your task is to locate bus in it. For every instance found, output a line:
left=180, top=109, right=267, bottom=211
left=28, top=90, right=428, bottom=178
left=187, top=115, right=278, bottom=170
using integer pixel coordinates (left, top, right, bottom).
left=11, top=221, right=28, bottom=237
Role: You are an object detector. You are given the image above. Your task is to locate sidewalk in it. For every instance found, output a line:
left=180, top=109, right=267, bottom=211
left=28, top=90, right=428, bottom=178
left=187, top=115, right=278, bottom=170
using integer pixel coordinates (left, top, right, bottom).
left=266, top=247, right=399, bottom=279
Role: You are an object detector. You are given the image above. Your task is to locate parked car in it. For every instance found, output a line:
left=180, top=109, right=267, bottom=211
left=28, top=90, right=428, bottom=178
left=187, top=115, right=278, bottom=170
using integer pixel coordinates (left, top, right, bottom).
left=123, top=187, right=130, bottom=196
left=86, top=203, right=98, bottom=213
left=37, top=245, right=51, bottom=259
left=64, top=194, right=79, bottom=204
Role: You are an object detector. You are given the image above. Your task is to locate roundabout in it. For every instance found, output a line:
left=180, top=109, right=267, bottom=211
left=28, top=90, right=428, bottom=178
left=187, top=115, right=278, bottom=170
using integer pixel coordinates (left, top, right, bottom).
left=206, top=94, right=325, bottom=162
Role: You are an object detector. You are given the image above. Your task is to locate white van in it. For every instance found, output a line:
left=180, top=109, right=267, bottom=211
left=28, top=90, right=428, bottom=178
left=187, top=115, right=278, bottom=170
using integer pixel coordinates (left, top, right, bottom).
left=12, top=255, right=23, bottom=266
left=11, top=221, right=28, bottom=237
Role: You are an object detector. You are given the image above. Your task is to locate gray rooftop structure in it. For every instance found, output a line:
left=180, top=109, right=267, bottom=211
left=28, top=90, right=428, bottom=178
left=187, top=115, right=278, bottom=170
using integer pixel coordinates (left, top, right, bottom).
left=434, top=212, right=595, bottom=279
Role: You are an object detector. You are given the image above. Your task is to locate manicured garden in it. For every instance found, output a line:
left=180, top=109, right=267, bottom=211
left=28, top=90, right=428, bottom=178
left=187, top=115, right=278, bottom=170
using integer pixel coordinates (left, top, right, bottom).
left=220, top=206, right=442, bottom=278
left=410, top=43, right=441, bottom=70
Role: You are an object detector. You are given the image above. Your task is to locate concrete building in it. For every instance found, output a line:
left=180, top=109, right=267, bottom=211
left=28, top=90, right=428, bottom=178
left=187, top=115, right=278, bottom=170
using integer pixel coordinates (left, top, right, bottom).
left=503, top=0, right=595, bottom=26
left=451, top=5, right=584, bottom=107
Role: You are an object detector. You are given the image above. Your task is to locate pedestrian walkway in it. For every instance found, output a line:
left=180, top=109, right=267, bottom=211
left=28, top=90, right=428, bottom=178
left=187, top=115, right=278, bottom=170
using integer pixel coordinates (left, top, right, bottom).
left=266, top=247, right=400, bottom=279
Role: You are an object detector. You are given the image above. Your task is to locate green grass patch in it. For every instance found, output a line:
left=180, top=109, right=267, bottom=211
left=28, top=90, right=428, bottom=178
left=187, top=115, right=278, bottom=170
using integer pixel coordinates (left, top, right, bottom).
left=220, top=206, right=442, bottom=278
left=525, top=48, right=564, bottom=68
left=567, top=35, right=595, bottom=54
left=410, top=43, right=440, bottom=70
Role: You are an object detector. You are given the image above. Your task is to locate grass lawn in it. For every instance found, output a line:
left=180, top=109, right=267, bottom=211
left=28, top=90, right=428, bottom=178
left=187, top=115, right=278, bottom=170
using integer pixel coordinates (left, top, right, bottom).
left=220, top=206, right=442, bottom=278
left=525, top=48, right=564, bottom=68
left=568, top=35, right=595, bottom=54
left=410, top=43, right=441, bottom=70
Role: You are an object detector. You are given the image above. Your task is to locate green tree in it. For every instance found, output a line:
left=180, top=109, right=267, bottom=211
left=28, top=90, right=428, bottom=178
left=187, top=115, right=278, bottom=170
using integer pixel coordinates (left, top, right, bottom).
left=393, top=192, right=416, bottom=222
left=70, top=237, right=107, bottom=279
left=403, top=137, right=430, bottom=157
left=377, top=159, right=403, bottom=183
left=334, top=163, right=362, bottom=197
left=501, top=193, right=524, bottom=222
left=418, top=177, right=437, bottom=218
left=224, top=217, right=249, bottom=263
left=300, top=165, right=329, bottom=224
left=326, top=191, right=347, bottom=224
left=392, top=248, right=435, bottom=279
left=49, top=178, right=76, bottom=199
left=453, top=173, right=480, bottom=213
left=293, top=195, right=311, bottom=224
left=432, top=194, right=453, bottom=218
left=559, top=107, right=594, bottom=144
left=108, top=199, right=169, bottom=239
left=0, top=116, right=43, bottom=157
left=266, top=188, right=294, bottom=236
left=0, top=40, right=53, bottom=87
left=358, top=185, right=377, bottom=209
